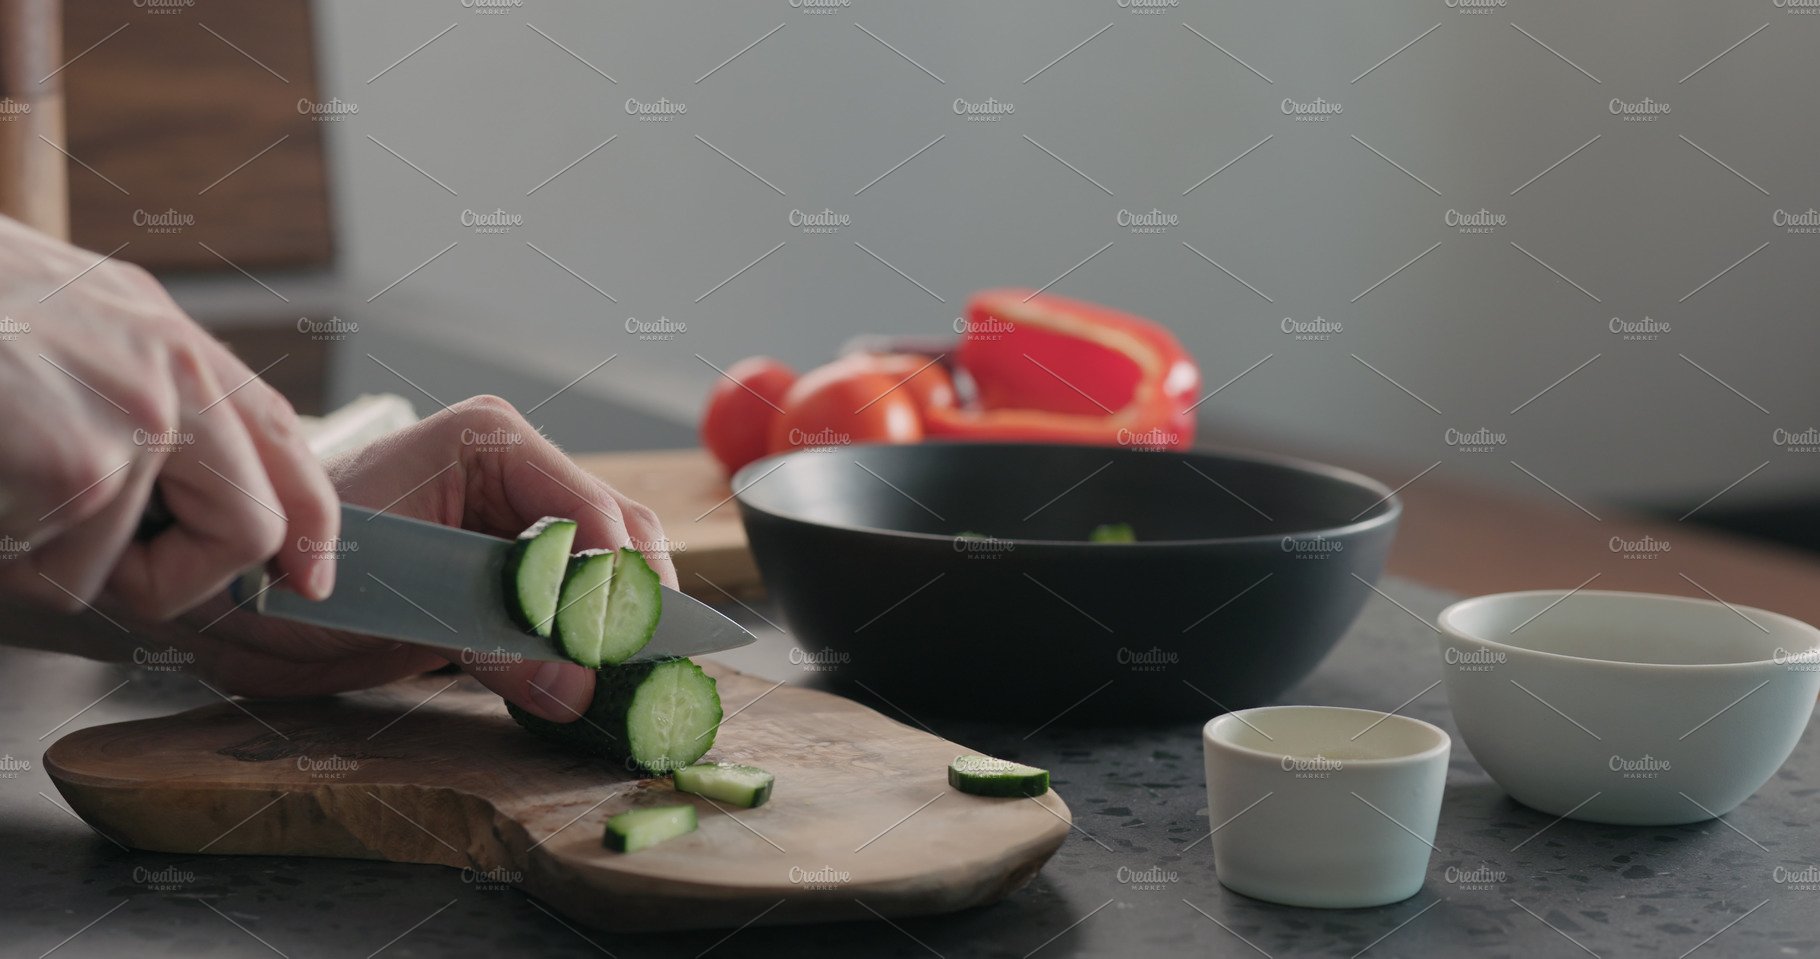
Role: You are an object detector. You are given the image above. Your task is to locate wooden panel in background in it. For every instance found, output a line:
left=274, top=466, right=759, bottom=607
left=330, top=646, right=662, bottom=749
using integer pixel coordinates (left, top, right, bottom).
left=62, top=0, right=331, bottom=270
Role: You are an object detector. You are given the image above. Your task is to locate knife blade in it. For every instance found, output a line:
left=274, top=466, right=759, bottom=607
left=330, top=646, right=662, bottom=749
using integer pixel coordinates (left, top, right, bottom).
left=235, top=503, right=755, bottom=666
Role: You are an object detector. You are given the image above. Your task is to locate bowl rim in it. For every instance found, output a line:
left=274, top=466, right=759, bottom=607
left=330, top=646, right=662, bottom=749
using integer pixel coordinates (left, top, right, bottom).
left=1437, top=589, right=1820, bottom=670
left=731, top=441, right=1402, bottom=547
left=1202, top=705, right=1452, bottom=766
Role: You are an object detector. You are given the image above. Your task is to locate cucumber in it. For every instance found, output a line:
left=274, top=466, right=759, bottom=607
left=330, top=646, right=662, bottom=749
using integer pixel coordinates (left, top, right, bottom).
left=551, top=547, right=663, bottom=667
left=602, top=548, right=662, bottom=659
left=1088, top=522, right=1135, bottom=543
left=948, top=754, right=1050, bottom=797
left=504, top=517, right=578, bottom=637
left=604, top=804, right=697, bottom=852
left=508, top=658, right=722, bottom=774
left=673, top=762, right=773, bottom=808
left=553, top=550, right=617, bottom=667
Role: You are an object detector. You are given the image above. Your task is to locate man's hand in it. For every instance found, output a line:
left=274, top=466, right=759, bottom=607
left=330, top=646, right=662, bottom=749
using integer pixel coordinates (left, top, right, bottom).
left=0, top=215, right=339, bottom=618
left=157, top=396, right=677, bottom=722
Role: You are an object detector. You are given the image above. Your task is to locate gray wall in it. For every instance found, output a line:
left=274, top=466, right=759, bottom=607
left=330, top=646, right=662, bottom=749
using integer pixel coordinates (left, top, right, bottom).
left=202, top=1, right=1820, bottom=508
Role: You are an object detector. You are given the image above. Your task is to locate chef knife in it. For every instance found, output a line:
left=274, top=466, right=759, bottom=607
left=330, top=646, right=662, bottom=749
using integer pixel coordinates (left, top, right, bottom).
left=232, top=502, right=755, bottom=665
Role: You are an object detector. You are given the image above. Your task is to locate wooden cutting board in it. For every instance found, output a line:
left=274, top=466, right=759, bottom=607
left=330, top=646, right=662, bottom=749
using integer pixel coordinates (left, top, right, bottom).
left=575, top=449, right=764, bottom=601
left=44, top=662, right=1070, bottom=932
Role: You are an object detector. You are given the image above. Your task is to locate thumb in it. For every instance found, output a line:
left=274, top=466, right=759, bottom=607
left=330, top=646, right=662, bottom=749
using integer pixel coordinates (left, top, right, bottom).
left=460, top=655, right=596, bottom=723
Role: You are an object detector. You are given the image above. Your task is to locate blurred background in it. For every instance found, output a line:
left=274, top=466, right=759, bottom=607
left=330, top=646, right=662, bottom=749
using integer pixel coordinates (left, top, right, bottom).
left=10, top=0, right=1819, bottom=549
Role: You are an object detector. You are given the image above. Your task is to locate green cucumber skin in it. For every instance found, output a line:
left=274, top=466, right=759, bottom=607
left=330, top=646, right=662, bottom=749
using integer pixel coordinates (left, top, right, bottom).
left=507, top=658, right=722, bottom=774
left=673, top=763, right=774, bottom=808
left=504, top=517, right=578, bottom=637
left=1088, top=522, right=1136, bottom=544
left=603, top=805, right=697, bottom=853
left=948, top=758, right=1051, bottom=798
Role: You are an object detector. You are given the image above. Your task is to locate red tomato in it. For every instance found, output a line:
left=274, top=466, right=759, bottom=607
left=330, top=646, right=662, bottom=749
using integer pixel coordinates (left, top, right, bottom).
left=862, top=353, right=957, bottom=412
left=769, top=371, right=924, bottom=453
left=700, top=357, right=797, bottom=476
left=789, top=353, right=956, bottom=412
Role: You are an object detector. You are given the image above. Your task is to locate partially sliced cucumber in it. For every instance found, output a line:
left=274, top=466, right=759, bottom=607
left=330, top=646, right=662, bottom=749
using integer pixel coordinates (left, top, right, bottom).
left=603, top=804, right=697, bottom=853
left=948, top=754, right=1050, bottom=797
left=673, top=762, right=773, bottom=808
left=553, top=550, right=617, bottom=667
left=601, top=547, right=662, bottom=661
left=508, top=657, right=723, bottom=774
left=505, top=517, right=578, bottom=637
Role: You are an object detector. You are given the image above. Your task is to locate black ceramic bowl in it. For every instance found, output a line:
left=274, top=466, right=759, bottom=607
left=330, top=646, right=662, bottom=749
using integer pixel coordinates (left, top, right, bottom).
left=733, top=442, right=1400, bottom=723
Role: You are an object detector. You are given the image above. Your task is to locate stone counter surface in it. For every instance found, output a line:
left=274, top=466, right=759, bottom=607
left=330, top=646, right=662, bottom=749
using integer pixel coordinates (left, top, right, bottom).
left=3, top=579, right=1813, bottom=958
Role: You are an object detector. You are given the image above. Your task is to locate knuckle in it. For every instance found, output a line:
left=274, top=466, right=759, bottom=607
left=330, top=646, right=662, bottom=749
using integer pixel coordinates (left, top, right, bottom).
left=118, top=587, right=181, bottom=622
left=628, top=502, right=662, bottom=531
left=41, top=442, right=122, bottom=519
left=453, top=394, right=522, bottom=429
left=248, top=512, right=288, bottom=561
left=592, top=494, right=627, bottom=529
left=224, top=509, right=287, bottom=566
left=120, top=382, right=178, bottom=440
left=245, top=381, right=304, bottom=447
left=105, top=260, right=158, bottom=293
left=17, top=570, right=91, bottom=614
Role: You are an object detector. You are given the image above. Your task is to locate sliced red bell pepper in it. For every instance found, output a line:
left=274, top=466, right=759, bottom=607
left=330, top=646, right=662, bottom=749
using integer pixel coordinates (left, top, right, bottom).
left=923, top=289, right=1200, bottom=449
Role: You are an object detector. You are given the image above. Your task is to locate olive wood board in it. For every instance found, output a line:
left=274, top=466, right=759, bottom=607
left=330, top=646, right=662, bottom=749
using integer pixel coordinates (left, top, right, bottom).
left=44, top=662, right=1070, bottom=932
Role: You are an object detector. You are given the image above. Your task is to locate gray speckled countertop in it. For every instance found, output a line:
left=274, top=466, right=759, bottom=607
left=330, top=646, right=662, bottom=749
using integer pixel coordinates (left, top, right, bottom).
left=3, top=578, right=1815, bottom=958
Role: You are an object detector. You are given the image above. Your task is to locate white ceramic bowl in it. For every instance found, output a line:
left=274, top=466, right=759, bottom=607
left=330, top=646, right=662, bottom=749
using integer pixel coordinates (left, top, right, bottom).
left=1202, top=705, right=1449, bottom=908
left=1438, top=589, right=1820, bottom=826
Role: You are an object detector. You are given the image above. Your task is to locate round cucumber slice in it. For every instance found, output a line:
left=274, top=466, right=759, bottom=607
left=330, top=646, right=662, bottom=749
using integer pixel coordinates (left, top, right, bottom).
left=553, top=550, right=618, bottom=667
left=504, top=517, right=578, bottom=638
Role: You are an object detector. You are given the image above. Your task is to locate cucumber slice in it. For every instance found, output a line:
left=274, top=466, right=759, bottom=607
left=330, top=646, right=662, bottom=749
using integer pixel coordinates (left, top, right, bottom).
left=673, top=762, right=773, bottom=808
left=508, top=658, right=723, bottom=774
left=552, top=548, right=661, bottom=668
left=553, top=550, right=618, bottom=667
left=1088, top=522, right=1135, bottom=543
left=504, top=517, right=578, bottom=637
left=600, top=547, right=662, bottom=661
left=948, top=754, right=1050, bottom=797
left=603, top=804, right=697, bottom=853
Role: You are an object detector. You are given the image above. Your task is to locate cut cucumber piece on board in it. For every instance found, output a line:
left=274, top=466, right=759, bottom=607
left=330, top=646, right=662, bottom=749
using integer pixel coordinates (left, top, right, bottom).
left=504, top=517, right=578, bottom=637
left=1088, top=522, right=1135, bottom=543
left=673, top=762, right=774, bottom=808
left=603, top=804, right=697, bottom=853
left=554, top=550, right=618, bottom=667
left=508, top=658, right=723, bottom=774
left=948, top=755, right=1050, bottom=797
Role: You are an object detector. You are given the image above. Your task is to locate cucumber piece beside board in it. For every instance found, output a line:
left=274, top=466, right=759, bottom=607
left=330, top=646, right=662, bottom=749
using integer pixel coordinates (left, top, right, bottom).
left=604, top=804, right=697, bottom=853
left=948, top=754, right=1051, bottom=797
left=504, top=517, right=579, bottom=637
left=508, top=657, right=723, bottom=774
left=673, top=762, right=774, bottom=808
